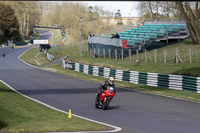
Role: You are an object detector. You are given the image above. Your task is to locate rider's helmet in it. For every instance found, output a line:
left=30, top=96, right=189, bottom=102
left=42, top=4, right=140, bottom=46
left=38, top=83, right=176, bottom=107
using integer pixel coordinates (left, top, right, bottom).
left=108, top=77, right=115, bottom=85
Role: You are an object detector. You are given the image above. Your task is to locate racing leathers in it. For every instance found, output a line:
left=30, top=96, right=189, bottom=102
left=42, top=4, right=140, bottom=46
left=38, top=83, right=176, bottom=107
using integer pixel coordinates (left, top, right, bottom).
left=98, top=80, right=116, bottom=94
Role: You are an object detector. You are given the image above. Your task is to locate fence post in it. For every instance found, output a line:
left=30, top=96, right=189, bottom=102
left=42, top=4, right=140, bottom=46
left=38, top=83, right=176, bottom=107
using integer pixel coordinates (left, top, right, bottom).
left=98, top=48, right=100, bottom=58
left=103, top=48, right=105, bottom=59
left=176, top=48, right=183, bottom=64
left=115, top=48, right=117, bottom=60
left=129, top=48, right=131, bottom=61
left=145, top=49, right=147, bottom=62
left=164, top=49, right=167, bottom=63
left=93, top=48, right=96, bottom=58
left=109, top=48, right=111, bottom=59
left=137, top=49, right=139, bottom=61
left=189, top=48, right=192, bottom=63
left=175, top=48, right=178, bottom=64
left=154, top=49, right=157, bottom=63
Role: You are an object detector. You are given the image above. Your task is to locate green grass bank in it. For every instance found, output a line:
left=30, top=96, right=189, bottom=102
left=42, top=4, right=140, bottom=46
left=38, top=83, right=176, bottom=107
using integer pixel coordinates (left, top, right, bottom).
left=0, top=81, right=108, bottom=132
left=45, top=38, right=200, bottom=77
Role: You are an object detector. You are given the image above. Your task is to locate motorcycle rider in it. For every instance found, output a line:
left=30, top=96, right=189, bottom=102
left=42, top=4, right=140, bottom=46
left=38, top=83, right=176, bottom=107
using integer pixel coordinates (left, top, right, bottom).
left=2, top=51, right=6, bottom=58
left=97, top=77, right=116, bottom=97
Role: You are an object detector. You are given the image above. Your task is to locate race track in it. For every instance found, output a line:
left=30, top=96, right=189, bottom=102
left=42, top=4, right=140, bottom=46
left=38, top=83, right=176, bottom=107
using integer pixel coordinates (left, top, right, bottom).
left=1, top=29, right=200, bottom=133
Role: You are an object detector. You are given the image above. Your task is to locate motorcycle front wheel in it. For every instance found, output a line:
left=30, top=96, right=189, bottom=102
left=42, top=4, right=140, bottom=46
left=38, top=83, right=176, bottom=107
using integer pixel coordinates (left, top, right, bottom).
left=102, top=98, right=110, bottom=110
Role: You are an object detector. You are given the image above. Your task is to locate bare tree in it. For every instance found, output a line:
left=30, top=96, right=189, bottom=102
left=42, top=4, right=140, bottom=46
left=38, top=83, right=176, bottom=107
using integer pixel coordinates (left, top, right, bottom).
left=176, top=1, right=200, bottom=44
left=114, top=9, right=123, bottom=25
left=1, top=1, right=41, bottom=39
left=138, top=2, right=182, bottom=20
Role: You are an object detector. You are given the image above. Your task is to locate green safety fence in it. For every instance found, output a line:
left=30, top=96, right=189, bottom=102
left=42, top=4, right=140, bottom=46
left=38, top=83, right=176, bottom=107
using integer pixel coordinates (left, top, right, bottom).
left=62, top=60, right=200, bottom=94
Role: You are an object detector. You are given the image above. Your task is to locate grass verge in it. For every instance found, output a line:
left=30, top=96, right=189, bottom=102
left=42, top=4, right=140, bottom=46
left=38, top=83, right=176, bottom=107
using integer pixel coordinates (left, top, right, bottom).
left=0, top=81, right=108, bottom=132
left=20, top=47, right=50, bottom=66
left=46, top=38, right=200, bottom=76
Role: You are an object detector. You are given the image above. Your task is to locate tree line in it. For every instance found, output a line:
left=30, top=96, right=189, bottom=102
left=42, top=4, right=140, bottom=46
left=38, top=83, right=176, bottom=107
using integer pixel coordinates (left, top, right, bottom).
left=0, top=3, right=20, bottom=43
left=38, top=1, right=115, bottom=42
left=0, top=1, right=40, bottom=44
left=0, top=1, right=115, bottom=44
left=0, top=1, right=199, bottom=45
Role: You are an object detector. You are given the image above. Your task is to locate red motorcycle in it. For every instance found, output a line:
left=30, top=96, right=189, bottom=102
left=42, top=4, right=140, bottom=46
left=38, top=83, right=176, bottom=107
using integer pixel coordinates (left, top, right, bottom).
left=95, top=86, right=115, bottom=110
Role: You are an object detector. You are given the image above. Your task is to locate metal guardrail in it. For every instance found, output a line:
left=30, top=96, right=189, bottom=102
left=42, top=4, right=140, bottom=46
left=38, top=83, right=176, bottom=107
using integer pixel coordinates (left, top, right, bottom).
left=46, top=52, right=54, bottom=62
left=61, top=35, right=67, bottom=42
left=62, top=60, right=200, bottom=94
left=88, top=36, right=122, bottom=47
left=33, top=26, right=61, bottom=29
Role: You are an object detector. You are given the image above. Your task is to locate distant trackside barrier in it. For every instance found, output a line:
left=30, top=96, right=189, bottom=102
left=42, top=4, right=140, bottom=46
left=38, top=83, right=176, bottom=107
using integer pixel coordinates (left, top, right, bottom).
left=47, top=53, right=54, bottom=62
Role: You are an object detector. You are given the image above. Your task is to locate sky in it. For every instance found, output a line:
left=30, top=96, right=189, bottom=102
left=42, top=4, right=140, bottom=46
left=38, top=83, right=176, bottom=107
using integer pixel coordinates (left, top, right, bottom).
left=79, top=1, right=140, bottom=17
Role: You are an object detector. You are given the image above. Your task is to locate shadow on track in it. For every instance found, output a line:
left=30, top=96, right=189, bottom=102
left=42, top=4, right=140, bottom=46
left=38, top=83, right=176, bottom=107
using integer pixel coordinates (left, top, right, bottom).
left=107, top=105, right=121, bottom=110
left=17, top=87, right=134, bottom=96
left=18, top=88, right=97, bottom=95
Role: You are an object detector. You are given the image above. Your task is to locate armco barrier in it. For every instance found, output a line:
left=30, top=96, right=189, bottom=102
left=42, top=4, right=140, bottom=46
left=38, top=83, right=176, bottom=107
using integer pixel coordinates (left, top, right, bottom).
left=46, top=53, right=54, bottom=62
left=62, top=60, right=200, bottom=94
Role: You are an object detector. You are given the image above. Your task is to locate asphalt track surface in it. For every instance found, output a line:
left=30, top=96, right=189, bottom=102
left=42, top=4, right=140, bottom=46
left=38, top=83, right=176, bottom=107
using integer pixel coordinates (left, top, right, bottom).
left=1, top=29, right=200, bottom=133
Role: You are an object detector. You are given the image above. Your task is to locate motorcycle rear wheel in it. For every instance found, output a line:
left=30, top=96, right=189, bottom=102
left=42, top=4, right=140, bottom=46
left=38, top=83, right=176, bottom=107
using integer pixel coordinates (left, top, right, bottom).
left=95, top=95, right=100, bottom=109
